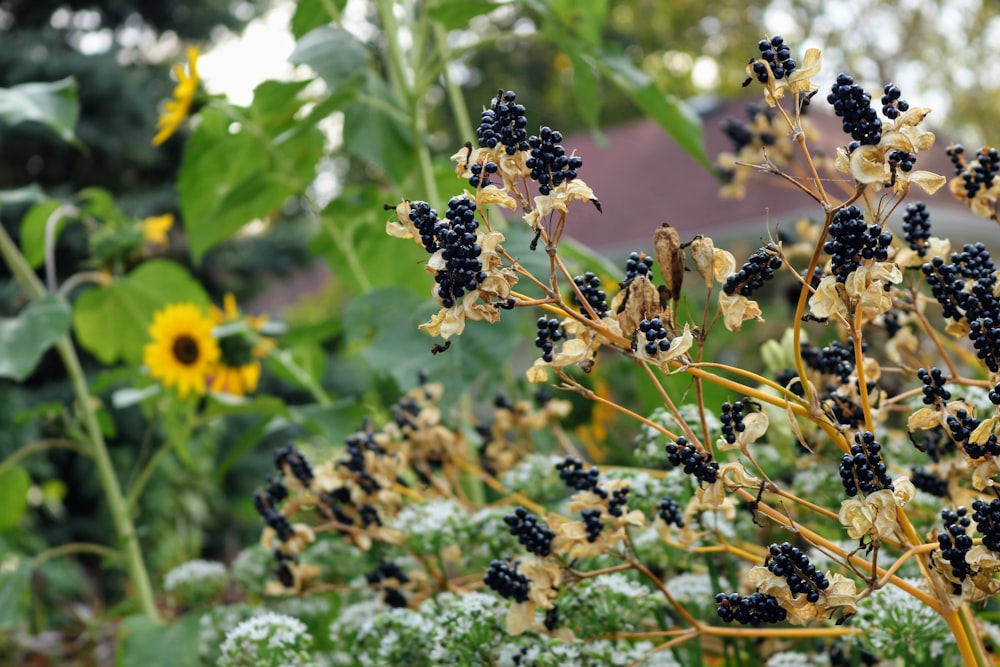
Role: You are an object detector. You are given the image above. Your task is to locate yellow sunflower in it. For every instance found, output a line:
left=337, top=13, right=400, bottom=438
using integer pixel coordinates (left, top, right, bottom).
left=144, top=303, right=220, bottom=398
left=152, top=47, right=200, bottom=146
left=139, top=213, right=174, bottom=246
left=208, top=293, right=273, bottom=397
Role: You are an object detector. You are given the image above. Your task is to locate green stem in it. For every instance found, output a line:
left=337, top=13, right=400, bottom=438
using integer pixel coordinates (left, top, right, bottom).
left=435, top=24, right=475, bottom=144
left=32, top=542, right=122, bottom=568
left=312, top=199, right=373, bottom=292
left=270, top=348, right=333, bottom=406
left=0, top=224, right=160, bottom=621
left=377, top=0, right=440, bottom=203
left=0, top=438, right=89, bottom=477
left=126, top=436, right=179, bottom=512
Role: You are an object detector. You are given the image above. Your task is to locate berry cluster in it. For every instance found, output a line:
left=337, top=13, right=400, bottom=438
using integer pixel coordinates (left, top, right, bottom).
left=937, top=507, right=972, bottom=582
left=801, top=339, right=860, bottom=383
left=828, top=73, right=882, bottom=149
left=252, top=484, right=294, bottom=542
left=484, top=558, right=530, bottom=602
left=888, top=149, right=915, bottom=181
left=918, top=367, right=951, bottom=405
left=910, top=467, right=949, bottom=497
left=723, top=244, right=783, bottom=297
left=526, top=126, right=582, bottom=195
left=991, top=382, right=1000, bottom=406
left=765, top=542, right=830, bottom=602
left=504, top=507, right=556, bottom=557
left=946, top=409, right=1000, bottom=459
left=665, top=437, right=720, bottom=485
left=721, top=104, right=777, bottom=151
left=823, top=205, right=892, bottom=282
left=275, top=444, right=314, bottom=487
left=946, top=144, right=966, bottom=175
left=607, top=486, right=629, bottom=517
left=408, top=200, right=441, bottom=253
left=638, top=318, right=671, bottom=356
left=751, top=35, right=797, bottom=82
left=912, top=430, right=956, bottom=463
left=901, top=202, right=931, bottom=256
left=366, top=561, right=410, bottom=608
left=468, top=159, right=498, bottom=188
left=823, top=392, right=867, bottom=428
left=555, top=457, right=603, bottom=494
left=341, top=420, right=383, bottom=474
left=720, top=400, right=747, bottom=445
left=622, top=251, right=654, bottom=284
left=923, top=245, right=999, bottom=365
left=476, top=90, right=528, bottom=155
left=715, top=591, right=787, bottom=625
left=534, top=317, right=564, bottom=363
left=957, top=147, right=1000, bottom=199
left=582, top=508, right=603, bottom=542
left=839, top=431, right=893, bottom=496
left=274, top=551, right=297, bottom=588
left=572, top=272, right=608, bottom=319
left=880, top=83, right=909, bottom=120
left=972, top=498, right=1000, bottom=552
left=434, top=197, right=485, bottom=309
left=657, top=497, right=685, bottom=527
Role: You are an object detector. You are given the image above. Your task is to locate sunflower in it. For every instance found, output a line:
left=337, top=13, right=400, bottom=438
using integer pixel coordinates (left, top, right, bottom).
left=208, top=293, right=272, bottom=396
left=152, top=47, right=200, bottom=146
left=144, top=303, right=220, bottom=398
left=139, top=213, right=174, bottom=246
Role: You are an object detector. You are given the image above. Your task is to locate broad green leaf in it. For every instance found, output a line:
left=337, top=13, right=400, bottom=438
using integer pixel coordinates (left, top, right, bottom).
left=426, top=0, right=503, bottom=30
left=289, top=25, right=370, bottom=90
left=547, top=0, right=608, bottom=45
left=116, top=613, right=202, bottom=667
left=202, top=394, right=289, bottom=421
left=266, top=344, right=327, bottom=387
left=72, top=260, right=209, bottom=365
left=0, top=77, right=80, bottom=144
left=78, top=187, right=123, bottom=225
left=590, top=51, right=711, bottom=171
left=343, top=287, right=520, bottom=403
left=178, top=107, right=324, bottom=262
left=342, top=74, right=416, bottom=185
left=291, top=0, right=346, bottom=39
left=19, top=199, right=68, bottom=268
left=289, top=400, right=370, bottom=446
left=567, top=50, right=602, bottom=131
left=309, top=190, right=427, bottom=295
left=0, top=296, right=71, bottom=381
left=0, top=466, right=30, bottom=530
left=0, top=557, right=31, bottom=629
left=247, top=80, right=312, bottom=135
left=0, top=183, right=46, bottom=206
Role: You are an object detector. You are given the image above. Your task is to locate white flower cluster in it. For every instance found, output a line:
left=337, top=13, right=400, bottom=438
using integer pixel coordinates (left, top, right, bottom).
left=390, top=497, right=462, bottom=551
left=634, top=405, right=720, bottom=467
left=766, top=651, right=830, bottom=667
left=665, top=572, right=727, bottom=608
left=163, top=559, right=228, bottom=605
left=500, top=453, right=566, bottom=500
left=218, top=611, right=314, bottom=667
left=852, top=578, right=953, bottom=661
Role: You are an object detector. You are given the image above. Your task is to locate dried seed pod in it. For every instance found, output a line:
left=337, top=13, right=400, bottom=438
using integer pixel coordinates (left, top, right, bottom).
left=690, top=235, right=716, bottom=285
left=654, top=223, right=684, bottom=309
left=613, top=274, right=661, bottom=336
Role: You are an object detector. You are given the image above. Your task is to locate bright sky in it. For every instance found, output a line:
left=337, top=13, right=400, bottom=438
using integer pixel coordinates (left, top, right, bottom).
left=198, top=0, right=298, bottom=106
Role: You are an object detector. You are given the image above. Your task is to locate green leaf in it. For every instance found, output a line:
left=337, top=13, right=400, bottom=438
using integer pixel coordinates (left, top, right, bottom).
left=72, top=260, right=209, bottom=365
left=589, top=51, right=711, bottom=171
left=202, top=394, right=289, bottom=421
left=19, top=200, right=67, bottom=269
left=0, top=296, right=71, bottom=381
left=343, top=287, right=519, bottom=403
left=567, top=50, right=602, bottom=130
left=288, top=400, right=369, bottom=446
left=178, top=107, right=324, bottom=262
left=0, top=466, right=30, bottom=531
left=266, top=344, right=326, bottom=387
left=78, top=187, right=123, bottom=225
left=289, top=25, right=370, bottom=90
left=0, top=77, right=80, bottom=144
left=426, top=0, right=503, bottom=30
left=247, top=80, right=312, bottom=135
left=547, top=0, right=608, bottom=45
left=290, top=0, right=344, bottom=39
left=341, top=74, right=415, bottom=185
left=309, top=187, right=427, bottom=295
left=0, top=557, right=31, bottom=629
left=116, top=613, right=202, bottom=667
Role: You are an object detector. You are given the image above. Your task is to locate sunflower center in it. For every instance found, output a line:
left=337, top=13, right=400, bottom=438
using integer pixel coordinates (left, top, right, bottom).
left=172, top=335, right=201, bottom=366
left=218, top=333, right=255, bottom=367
